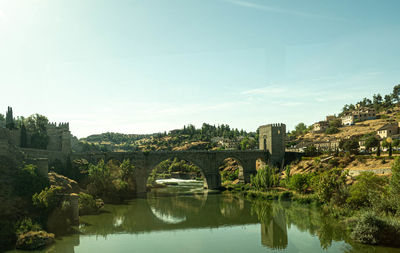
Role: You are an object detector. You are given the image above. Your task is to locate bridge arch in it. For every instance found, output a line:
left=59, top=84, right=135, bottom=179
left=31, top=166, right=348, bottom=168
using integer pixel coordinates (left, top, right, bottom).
left=145, top=153, right=209, bottom=189
left=218, top=156, right=245, bottom=185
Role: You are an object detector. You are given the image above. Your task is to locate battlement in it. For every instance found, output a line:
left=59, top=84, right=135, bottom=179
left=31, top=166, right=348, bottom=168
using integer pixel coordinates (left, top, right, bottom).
left=48, top=122, right=69, bottom=130
left=259, top=123, right=285, bottom=128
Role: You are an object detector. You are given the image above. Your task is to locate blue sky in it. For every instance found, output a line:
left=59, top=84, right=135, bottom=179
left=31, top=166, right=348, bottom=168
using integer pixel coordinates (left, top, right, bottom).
left=0, top=0, right=399, bottom=138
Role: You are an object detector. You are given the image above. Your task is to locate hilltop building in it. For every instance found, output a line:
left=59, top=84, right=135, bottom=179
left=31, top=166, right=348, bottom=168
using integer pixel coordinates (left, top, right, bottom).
left=341, top=108, right=376, bottom=125
left=377, top=123, right=400, bottom=139
left=312, top=121, right=329, bottom=133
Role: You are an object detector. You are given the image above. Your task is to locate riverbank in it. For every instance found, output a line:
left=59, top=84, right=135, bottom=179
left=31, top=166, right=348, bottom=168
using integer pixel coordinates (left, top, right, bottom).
left=223, top=173, right=400, bottom=248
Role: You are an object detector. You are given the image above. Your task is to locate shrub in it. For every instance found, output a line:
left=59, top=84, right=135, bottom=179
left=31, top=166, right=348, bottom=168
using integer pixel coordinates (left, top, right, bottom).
left=347, top=171, right=388, bottom=208
left=15, top=217, right=42, bottom=236
left=14, top=164, right=49, bottom=198
left=288, top=174, right=311, bottom=193
left=325, top=126, right=339, bottom=134
left=312, top=168, right=348, bottom=205
left=351, top=211, right=400, bottom=246
left=250, top=166, right=279, bottom=191
left=32, top=186, right=64, bottom=215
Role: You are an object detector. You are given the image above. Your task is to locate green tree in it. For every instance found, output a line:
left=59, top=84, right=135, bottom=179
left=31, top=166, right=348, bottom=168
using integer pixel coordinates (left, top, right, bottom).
left=364, top=135, right=379, bottom=153
left=0, top=113, right=5, bottom=127
left=347, top=171, right=387, bottom=208
left=339, top=138, right=359, bottom=154
left=5, top=106, right=15, bottom=130
left=20, top=123, right=27, bottom=148
left=392, top=84, right=400, bottom=104
left=325, top=126, right=339, bottom=134
left=390, top=157, right=400, bottom=196
left=294, top=123, right=308, bottom=136
left=289, top=173, right=311, bottom=193
left=250, top=166, right=279, bottom=190
left=25, top=114, right=49, bottom=149
left=313, top=168, right=348, bottom=204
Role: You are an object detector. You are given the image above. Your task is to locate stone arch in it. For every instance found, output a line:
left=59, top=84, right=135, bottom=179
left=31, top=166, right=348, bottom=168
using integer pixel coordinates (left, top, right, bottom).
left=145, top=154, right=209, bottom=189
left=217, top=156, right=245, bottom=184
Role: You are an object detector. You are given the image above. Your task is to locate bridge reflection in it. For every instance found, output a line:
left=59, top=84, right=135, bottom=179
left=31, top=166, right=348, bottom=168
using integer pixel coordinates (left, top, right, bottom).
left=47, top=192, right=347, bottom=252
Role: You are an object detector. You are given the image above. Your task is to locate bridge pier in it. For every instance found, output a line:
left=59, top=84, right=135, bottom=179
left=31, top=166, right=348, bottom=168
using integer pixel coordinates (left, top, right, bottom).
left=204, top=173, right=221, bottom=190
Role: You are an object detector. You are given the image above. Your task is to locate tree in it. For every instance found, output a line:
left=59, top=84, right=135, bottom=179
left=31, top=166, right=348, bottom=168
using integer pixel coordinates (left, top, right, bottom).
left=347, top=171, right=387, bottom=208
left=325, top=126, right=339, bottom=134
left=384, top=95, right=393, bottom=108
left=364, top=135, right=379, bottom=153
left=20, top=123, right=27, bottom=148
left=0, top=113, right=4, bottom=128
left=292, top=123, right=308, bottom=136
left=25, top=114, right=49, bottom=149
left=339, top=138, right=359, bottom=154
left=5, top=106, right=15, bottom=130
left=313, top=168, right=348, bottom=204
left=393, top=139, right=400, bottom=148
left=390, top=157, right=400, bottom=196
left=392, top=84, right=400, bottom=104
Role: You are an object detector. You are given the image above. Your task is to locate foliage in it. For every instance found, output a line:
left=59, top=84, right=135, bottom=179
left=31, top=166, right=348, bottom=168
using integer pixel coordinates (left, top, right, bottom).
left=250, top=166, right=279, bottom=190
left=32, top=186, right=64, bottom=212
left=390, top=157, right=400, bottom=196
left=364, top=135, right=379, bottom=152
left=14, top=164, right=49, bottom=198
left=239, top=137, right=257, bottom=150
left=312, top=168, right=348, bottom=205
left=303, top=145, right=320, bottom=157
left=347, top=171, right=387, bottom=208
left=15, top=217, right=42, bottom=236
left=289, top=173, right=312, bottom=193
left=325, top=126, right=339, bottom=134
left=87, top=159, right=136, bottom=202
left=25, top=114, right=49, bottom=149
left=351, top=211, right=400, bottom=246
left=339, top=138, right=359, bottom=154
left=148, top=157, right=202, bottom=184
left=78, top=193, right=101, bottom=215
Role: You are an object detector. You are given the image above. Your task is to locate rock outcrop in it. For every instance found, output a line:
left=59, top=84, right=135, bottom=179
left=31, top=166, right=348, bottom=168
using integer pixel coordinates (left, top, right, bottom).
left=16, top=231, right=55, bottom=250
left=48, top=172, right=80, bottom=194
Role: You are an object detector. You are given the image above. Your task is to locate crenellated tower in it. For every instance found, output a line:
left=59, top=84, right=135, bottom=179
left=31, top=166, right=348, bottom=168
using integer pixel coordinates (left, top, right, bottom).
left=258, top=123, right=286, bottom=168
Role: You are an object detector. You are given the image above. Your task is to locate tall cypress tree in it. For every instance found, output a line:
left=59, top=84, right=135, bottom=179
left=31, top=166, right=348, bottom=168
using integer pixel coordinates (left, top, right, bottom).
left=20, top=123, right=27, bottom=147
left=5, top=106, right=15, bottom=130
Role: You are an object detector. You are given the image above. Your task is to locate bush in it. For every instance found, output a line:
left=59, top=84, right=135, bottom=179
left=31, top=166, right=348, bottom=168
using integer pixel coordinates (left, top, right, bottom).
left=347, top=171, right=387, bottom=208
left=14, top=164, right=49, bottom=198
left=250, top=166, right=279, bottom=191
left=288, top=174, right=311, bottom=193
left=325, top=126, right=339, bottom=134
left=351, top=211, right=400, bottom=246
left=32, top=186, right=64, bottom=212
left=312, top=168, right=348, bottom=205
left=15, top=217, right=42, bottom=236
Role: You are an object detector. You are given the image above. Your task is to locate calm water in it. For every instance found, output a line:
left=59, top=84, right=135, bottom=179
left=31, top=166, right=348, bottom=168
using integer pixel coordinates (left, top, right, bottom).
left=9, top=180, right=400, bottom=253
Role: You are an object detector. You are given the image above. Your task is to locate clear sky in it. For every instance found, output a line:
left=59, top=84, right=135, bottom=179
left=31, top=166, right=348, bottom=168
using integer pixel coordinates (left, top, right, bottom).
left=0, top=0, right=399, bottom=138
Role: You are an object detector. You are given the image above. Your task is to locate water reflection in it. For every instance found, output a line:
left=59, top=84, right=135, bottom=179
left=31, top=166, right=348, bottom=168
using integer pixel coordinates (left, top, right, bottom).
left=11, top=184, right=400, bottom=253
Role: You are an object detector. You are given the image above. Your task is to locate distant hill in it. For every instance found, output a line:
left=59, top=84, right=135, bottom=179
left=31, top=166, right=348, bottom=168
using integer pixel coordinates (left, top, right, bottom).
left=75, top=123, right=258, bottom=152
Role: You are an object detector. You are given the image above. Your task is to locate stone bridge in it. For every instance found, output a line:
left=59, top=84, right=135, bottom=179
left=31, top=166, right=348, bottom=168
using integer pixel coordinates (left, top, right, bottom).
left=71, top=150, right=269, bottom=193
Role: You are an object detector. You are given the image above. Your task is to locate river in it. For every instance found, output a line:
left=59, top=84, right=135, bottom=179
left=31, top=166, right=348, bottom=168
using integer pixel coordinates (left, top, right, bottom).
left=9, top=180, right=400, bottom=252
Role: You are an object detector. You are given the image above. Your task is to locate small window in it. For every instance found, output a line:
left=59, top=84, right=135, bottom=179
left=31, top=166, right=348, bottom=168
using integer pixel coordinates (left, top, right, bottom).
left=278, top=130, right=280, bottom=134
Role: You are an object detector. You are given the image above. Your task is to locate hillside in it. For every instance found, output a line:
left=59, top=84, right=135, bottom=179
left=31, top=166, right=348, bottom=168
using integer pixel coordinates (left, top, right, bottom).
left=76, top=123, right=258, bottom=152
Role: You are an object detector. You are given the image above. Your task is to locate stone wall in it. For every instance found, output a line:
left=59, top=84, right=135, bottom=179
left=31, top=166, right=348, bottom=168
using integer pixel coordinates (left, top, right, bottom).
left=258, top=123, right=286, bottom=167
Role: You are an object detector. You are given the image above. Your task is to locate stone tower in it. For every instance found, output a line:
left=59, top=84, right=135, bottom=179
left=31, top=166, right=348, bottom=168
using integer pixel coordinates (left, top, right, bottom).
left=258, top=123, right=286, bottom=168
